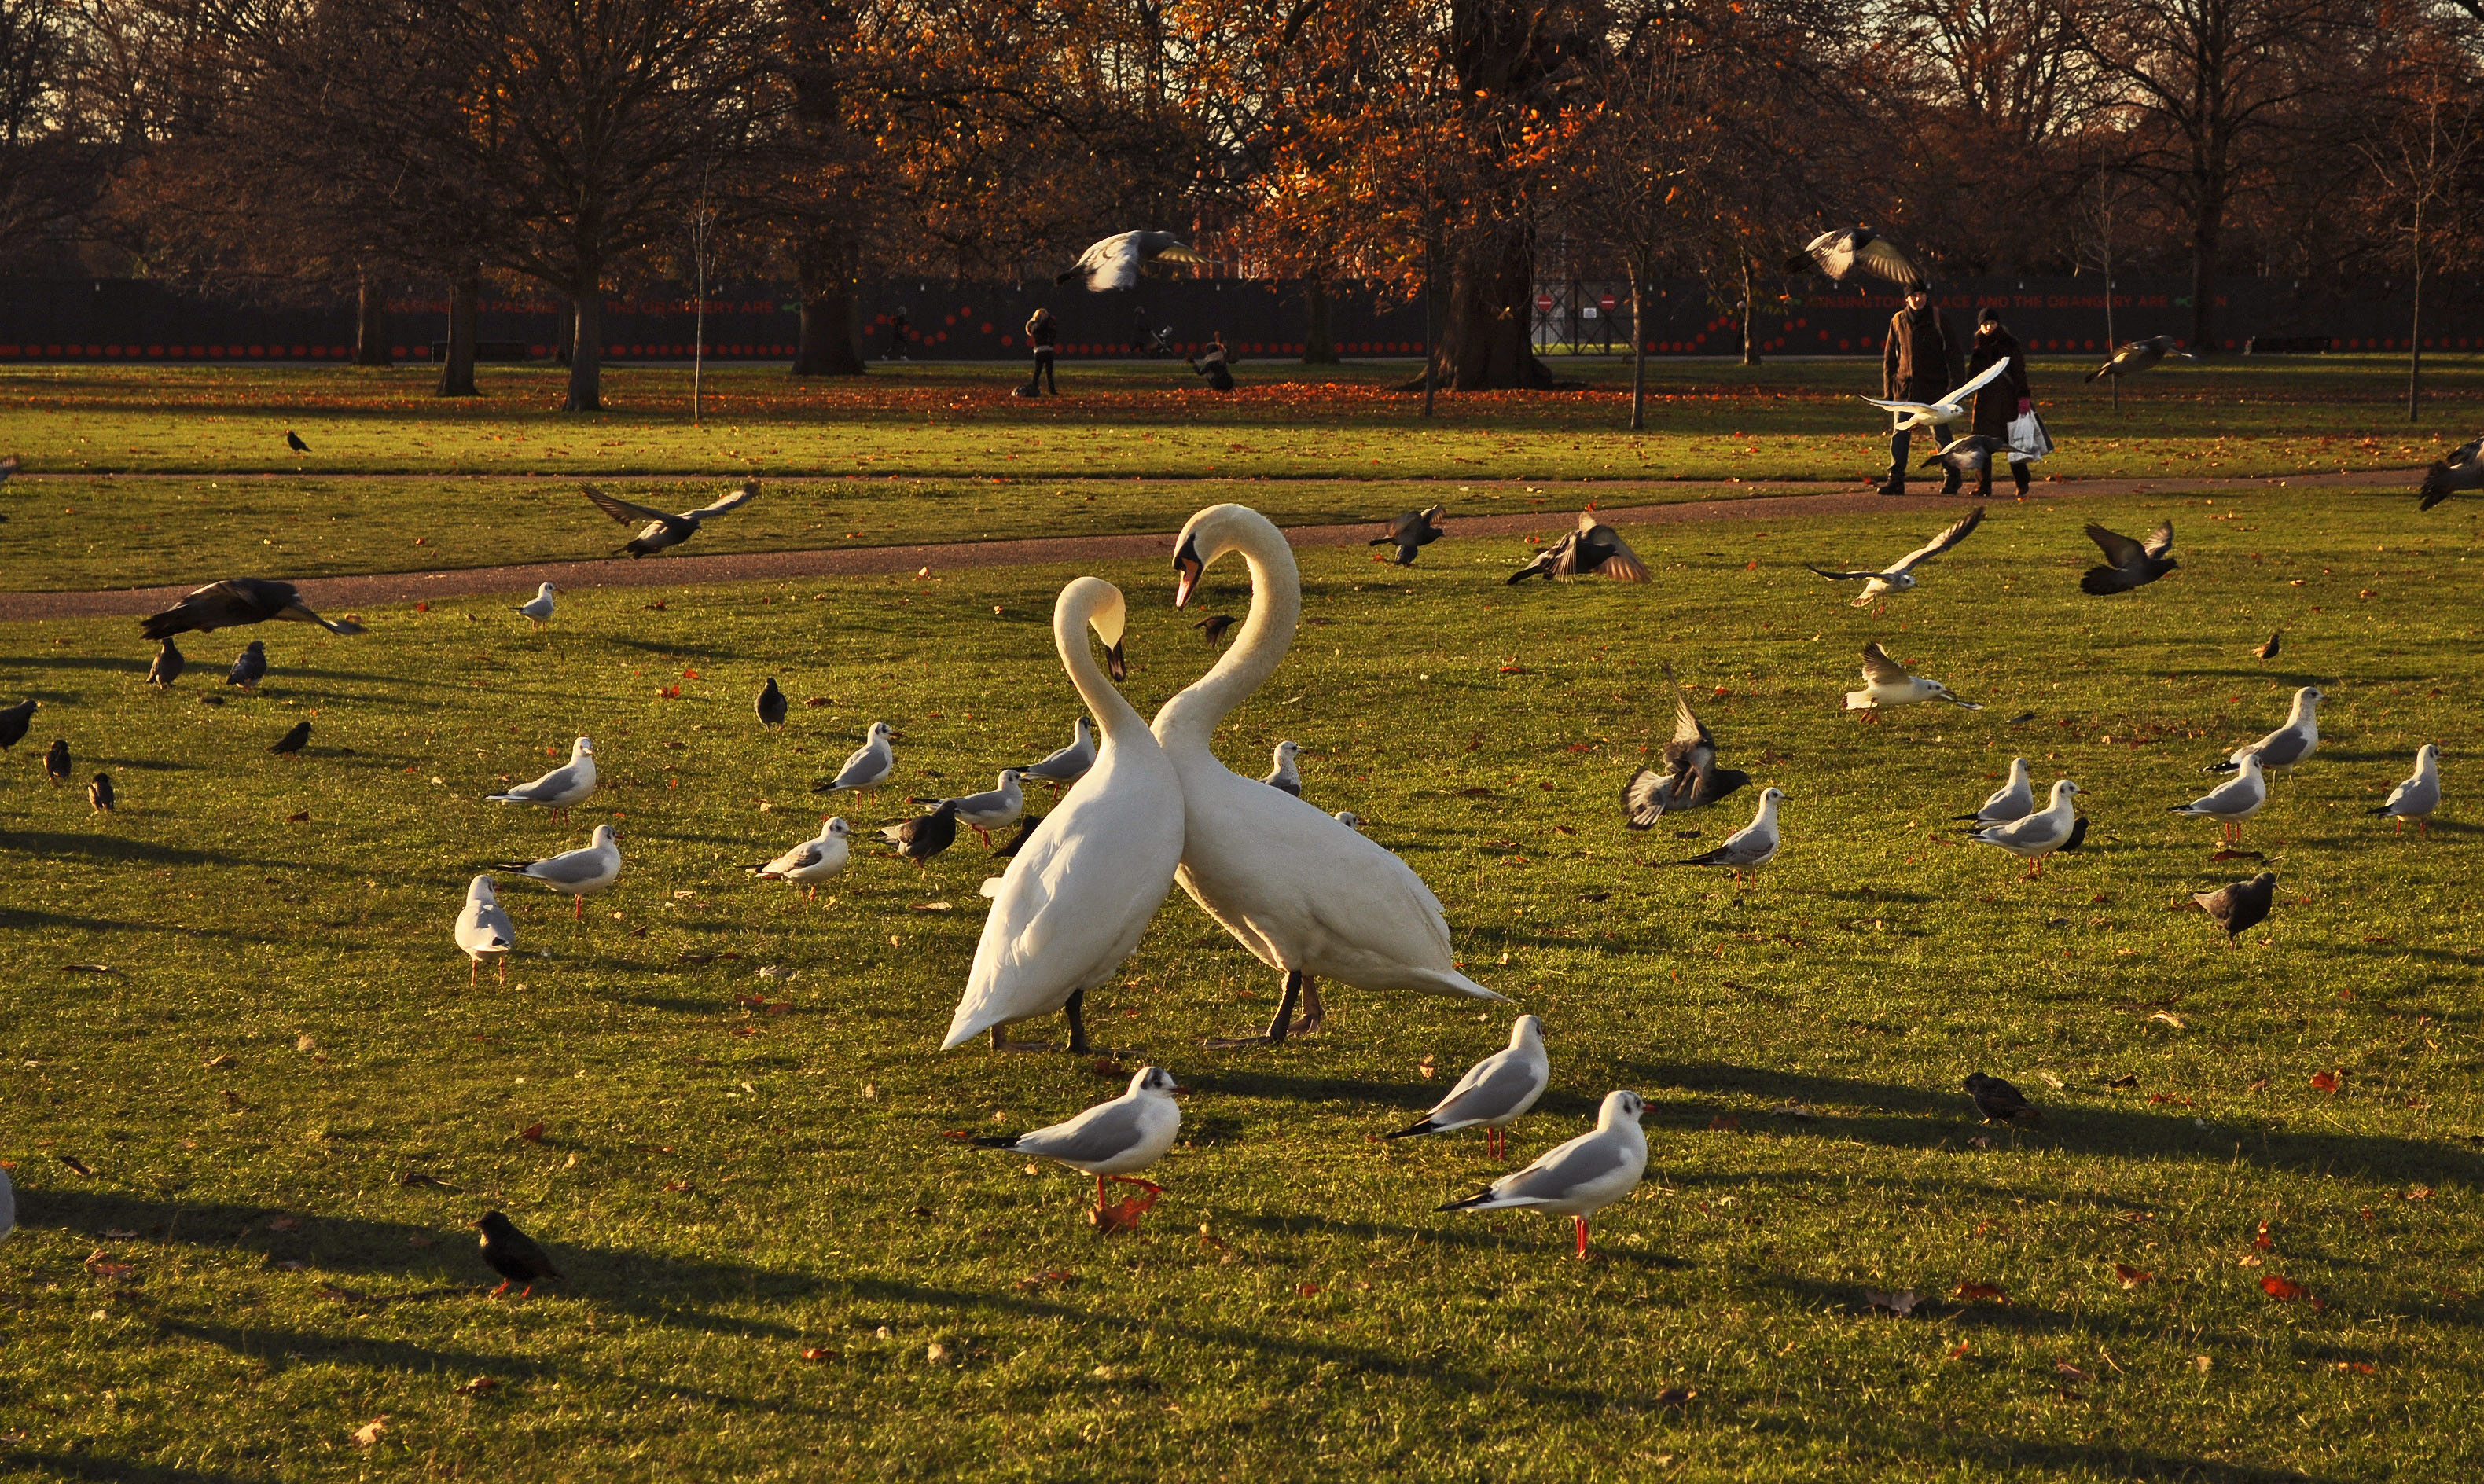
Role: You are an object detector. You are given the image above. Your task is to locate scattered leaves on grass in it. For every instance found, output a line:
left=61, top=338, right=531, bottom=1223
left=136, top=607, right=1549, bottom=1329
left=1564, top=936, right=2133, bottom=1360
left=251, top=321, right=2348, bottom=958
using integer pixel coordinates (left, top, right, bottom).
left=2115, top=1264, right=2155, bottom=1288
left=2311, top=1069, right=2341, bottom=1094
left=910, top=901, right=954, bottom=912
left=456, top=1376, right=499, bottom=1395
left=203, top=1054, right=236, bottom=1070
left=2339, top=1361, right=2377, bottom=1375
left=2407, top=1185, right=2433, bottom=1201
left=1947, top=1339, right=1971, bottom=1360
left=351, top=1418, right=388, bottom=1449
left=801, top=1347, right=833, bottom=1362
left=2261, top=1276, right=2307, bottom=1301
left=285, top=810, right=309, bottom=823
left=83, top=1251, right=136, bottom=1280
left=1955, top=1281, right=2007, bottom=1303
left=2254, top=1221, right=2273, bottom=1250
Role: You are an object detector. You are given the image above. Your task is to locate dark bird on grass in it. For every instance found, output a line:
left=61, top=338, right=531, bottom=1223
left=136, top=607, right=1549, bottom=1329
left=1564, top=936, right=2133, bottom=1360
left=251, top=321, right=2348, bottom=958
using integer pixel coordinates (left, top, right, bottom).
left=1056, top=231, right=1207, bottom=292
left=579, top=479, right=760, bottom=557
left=1785, top=226, right=1922, bottom=288
left=285, top=429, right=310, bottom=455
left=148, top=638, right=185, bottom=689
left=0, top=698, right=35, bottom=751
left=991, top=814, right=1041, bottom=858
left=1622, top=663, right=1751, bottom=827
left=2084, top=336, right=2193, bottom=383
left=1508, top=510, right=1648, bottom=584
left=2195, top=871, right=2276, bottom=945
left=2081, top=520, right=2178, bottom=594
left=0, top=454, right=18, bottom=481
left=473, top=1210, right=562, bottom=1298
left=270, top=720, right=311, bottom=757
left=88, top=773, right=114, bottom=812
left=1370, top=505, right=1446, bottom=566
left=1963, top=1072, right=2038, bottom=1122
left=2416, top=435, right=2483, bottom=510
left=139, top=578, right=366, bottom=640
left=43, top=738, right=70, bottom=784
left=880, top=797, right=958, bottom=867
left=1193, top=613, right=1237, bottom=648
left=2254, top=630, right=2282, bottom=662
left=2057, top=814, right=2089, bottom=853
left=756, top=676, right=788, bottom=729
left=226, top=641, right=268, bottom=691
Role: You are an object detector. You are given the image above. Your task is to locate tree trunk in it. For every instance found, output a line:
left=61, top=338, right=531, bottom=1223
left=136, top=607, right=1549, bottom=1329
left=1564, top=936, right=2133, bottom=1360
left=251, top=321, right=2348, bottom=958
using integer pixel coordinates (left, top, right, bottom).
left=1427, top=232, right=1555, bottom=390
left=2408, top=211, right=2423, bottom=423
left=435, top=270, right=480, bottom=397
left=556, top=299, right=574, bottom=365
left=1629, top=266, right=1647, bottom=432
left=1740, top=256, right=1762, bottom=366
left=564, top=266, right=603, bottom=413
left=1301, top=278, right=1338, bottom=365
left=353, top=267, right=391, bottom=366
left=793, top=238, right=867, bottom=376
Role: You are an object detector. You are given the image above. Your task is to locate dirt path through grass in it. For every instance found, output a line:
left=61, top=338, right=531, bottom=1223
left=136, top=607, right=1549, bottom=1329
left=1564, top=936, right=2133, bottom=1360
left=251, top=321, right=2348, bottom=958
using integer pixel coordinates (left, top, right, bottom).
left=0, top=465, right=2412, bottom=623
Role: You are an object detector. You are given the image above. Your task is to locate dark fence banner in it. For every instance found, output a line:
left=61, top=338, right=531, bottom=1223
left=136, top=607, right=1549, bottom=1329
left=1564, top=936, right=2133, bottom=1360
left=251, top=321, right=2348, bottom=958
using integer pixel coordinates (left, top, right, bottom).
left=0, top=274, right=2469, bottom=364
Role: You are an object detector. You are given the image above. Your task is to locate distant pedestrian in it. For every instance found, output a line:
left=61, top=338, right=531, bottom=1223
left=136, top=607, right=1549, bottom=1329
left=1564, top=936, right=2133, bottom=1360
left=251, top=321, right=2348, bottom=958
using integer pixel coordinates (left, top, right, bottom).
left=1018, top=308, right=1058, bottom=397
left=1189, top=332, right=1234, bottom=392
left=1968, top=307, right=2036, bottom=497
left=1880, top=285, right=1962, bottom=496
left=887, top=309, right=911, bottom=362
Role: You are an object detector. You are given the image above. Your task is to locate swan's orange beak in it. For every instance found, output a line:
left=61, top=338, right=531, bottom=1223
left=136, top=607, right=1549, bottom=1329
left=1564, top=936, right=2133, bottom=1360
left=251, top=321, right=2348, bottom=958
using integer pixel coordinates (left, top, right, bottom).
left=1173, top=534, right=1204, bottom=608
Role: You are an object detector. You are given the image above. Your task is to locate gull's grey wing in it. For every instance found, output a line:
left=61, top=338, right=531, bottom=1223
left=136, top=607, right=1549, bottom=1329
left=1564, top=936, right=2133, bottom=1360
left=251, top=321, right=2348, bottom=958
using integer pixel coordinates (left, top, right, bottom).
left=1889, top=505, right=1985, bottom=573
left=2084, top=523, right=2144, bottom=569
left=1424, top=1053, right=1545, bottom=1128
left=1497, top=1135, right=1630, bottom=1203
left=581, top=485, right=673, bottom=527
left=528, top=848, right=611, bottom=887
left=2140, top=520, right=2175, bottom=560
left=1017, top=1098, right=1151, bottom=1166
left=686, top=480, right=761, bottom=520
left=1807, top=565, right=1878, bottom=582
left=1937, top=358, right=2011, bottom=409
left=1859, top=643, right=1910, bottom=686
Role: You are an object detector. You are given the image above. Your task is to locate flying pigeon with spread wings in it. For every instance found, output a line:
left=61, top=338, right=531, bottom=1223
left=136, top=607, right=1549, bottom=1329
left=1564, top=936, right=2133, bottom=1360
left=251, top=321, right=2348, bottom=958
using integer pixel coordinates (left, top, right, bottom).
left=1056, top=232, right=1207, bottom=292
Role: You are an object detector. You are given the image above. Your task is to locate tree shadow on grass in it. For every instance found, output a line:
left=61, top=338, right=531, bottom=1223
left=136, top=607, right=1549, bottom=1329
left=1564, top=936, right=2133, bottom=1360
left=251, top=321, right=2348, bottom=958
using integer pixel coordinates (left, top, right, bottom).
left=0, top=831, right=339, bottom=875
left=0, top=905, right=265, bottom=941
left=1938, top=1437, right=2340, bottom=1484
left=1628, top=1062, right=2484, bottom=1185
left=0, top=1447, right=265, bottom=1484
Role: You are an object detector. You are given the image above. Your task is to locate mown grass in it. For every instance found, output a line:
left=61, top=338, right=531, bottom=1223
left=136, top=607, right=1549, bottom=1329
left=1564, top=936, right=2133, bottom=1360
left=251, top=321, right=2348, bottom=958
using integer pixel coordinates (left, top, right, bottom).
left=5, top=488, right=2482, bottom=1479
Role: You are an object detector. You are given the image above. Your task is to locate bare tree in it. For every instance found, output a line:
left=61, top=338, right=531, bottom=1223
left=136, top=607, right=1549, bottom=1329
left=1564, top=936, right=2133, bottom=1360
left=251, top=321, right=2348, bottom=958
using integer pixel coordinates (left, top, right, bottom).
left=2357, top=68, right=2484, bottom=419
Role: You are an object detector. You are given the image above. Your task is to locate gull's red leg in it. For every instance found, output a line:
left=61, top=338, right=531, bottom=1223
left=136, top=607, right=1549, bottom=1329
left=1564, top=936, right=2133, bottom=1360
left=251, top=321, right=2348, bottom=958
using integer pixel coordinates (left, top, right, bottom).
left=491, top=1279, right=511, bottom=1297
left=1574, top=1215, right=1590, bottom=1258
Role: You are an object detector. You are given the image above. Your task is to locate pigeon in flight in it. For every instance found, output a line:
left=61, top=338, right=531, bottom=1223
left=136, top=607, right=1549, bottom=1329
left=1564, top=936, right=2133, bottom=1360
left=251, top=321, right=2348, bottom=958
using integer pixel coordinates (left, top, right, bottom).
left=148, top=639, right=185, bottom=689
left=1621, top=663, right=1751, bottom=826
left=1862, top=358, right=2013, bottom=435
left=226, top=641, right=268, bottom=691
left=1508, top=510, right=1648, bottom=584
left=2195, top=872, right=2276, bottom=945
left=473, top=1211, right=561, bottom=1298
left=2084, top=336, right=2194, bottom=383
left=139, top=579, right=365, bottom=640
left=1370, top=505, right=1446, bottom=566
left=1806, top=506, right=1983, bottom=607
left=2418, top=435, right=2483, bottom=510
left=579, top=480, right=760, bottom=557
left=1846, top=642, right=1983, bottom=714
left=2080, top=520, right=2177, bottom=594
left=1785, top=226, right=1923, bottom=288
left=1056, top=232, right=1207, bottom=292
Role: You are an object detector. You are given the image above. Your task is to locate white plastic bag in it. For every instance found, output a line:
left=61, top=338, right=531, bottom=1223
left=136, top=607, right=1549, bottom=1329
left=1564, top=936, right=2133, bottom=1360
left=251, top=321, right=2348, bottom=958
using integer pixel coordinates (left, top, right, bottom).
left=2007, top=407, right=2054, bottom=462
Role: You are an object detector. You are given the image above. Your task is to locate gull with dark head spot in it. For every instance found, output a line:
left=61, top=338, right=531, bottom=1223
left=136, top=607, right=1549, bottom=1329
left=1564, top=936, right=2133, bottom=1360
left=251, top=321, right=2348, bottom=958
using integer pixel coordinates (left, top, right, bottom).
left=1020, top=717, right=1093, bottom=799
left=2171, top=753, right=2265, bottom=849
left=1263, top=740, right=1303, bottom=796
left=1806, top=506, right=1983, bottom=608
left=1955, top=758, right=2033, bottom=828
left=1846, top=642, right=1982, bottom=716
left=454, top=875, right=516, bottom=986
left=975, top=1066, right=1185, bottom=1224
left=946, top=769, right=1025, bottom=846
left=816, top=722, right=897, bottom=795
left=1387, top=1016, right=1549, bottom=1160
left=2372, top=744, right=2440, bottom=835
left=1665, top=787, right=1785, bottom=881
left=2206, top=687, right=2321, bottom=779
left=2195, top=871, right=2276, bottom=944
left=516, top=583, right=557, bottom=629
left=1622, top=663, right=1751, bottom=826
left=495, top=825, right=622, bottom=924
left=751, top=817, right=851, bottom=898
left=485, top=736, right=596, bottom=820
left=1969, top=779, right=2081, bottom=876
left=2081, top=520, right=2177, bottom=594
left=1438, top=1089, right=1648, bottom=1258
left=1863, top=362, right=2012, bottom=435
left=579, top=479, right=759, bottom=557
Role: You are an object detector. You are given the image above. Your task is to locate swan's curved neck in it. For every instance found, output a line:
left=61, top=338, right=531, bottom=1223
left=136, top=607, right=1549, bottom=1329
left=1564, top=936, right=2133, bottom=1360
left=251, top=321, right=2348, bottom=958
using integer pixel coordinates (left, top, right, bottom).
left=1056, top=598, right=1147, bottom=748
left=1155, top=526, right=1300, bottom=748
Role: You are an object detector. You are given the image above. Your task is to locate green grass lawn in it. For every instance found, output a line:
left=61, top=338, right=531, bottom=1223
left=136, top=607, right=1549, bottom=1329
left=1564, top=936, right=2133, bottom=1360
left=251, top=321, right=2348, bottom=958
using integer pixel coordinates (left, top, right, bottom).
left=6, top=487, right=2483, bottom=1478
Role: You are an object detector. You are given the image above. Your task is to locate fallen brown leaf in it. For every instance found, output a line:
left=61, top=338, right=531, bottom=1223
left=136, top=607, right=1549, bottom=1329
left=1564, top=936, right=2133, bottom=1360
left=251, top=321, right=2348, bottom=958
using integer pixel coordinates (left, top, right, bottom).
left=515, top=1122, right=546, bottom=1143
left=2114, top=1263, right=2154, bottom=1289
left=1955, top=1281, right=2007, bottom=1303
left=2261, top=1275, right=2306, bottom=1301
left=456, top=1376, right=499, bottom=1395
left=351, top=1418, right=388, bottom=1449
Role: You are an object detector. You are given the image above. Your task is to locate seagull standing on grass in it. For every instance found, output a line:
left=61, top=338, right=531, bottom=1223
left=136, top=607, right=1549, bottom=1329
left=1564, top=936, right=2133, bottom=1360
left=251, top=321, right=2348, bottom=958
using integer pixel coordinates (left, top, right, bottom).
left=2171, top=753, right=2265, bottom=849
left=1263, top=741, right=1303, bottom=796
left=2207, top=688, right=2322, bottom=780
left=1621, top=663, right=1752, bottom=825
left=1438, top=1090, right=1648, bottom=1259
left=1968, top=779, right=2082, bottom=876
left=1666, top=787, right=1786, bottom=881
left=454, top=875, right=516, bottom=986
left=516, top=583, right=557, bottom=628
left=816, top=722, right=896, bottom=794
left=495, top=825, right=622, bottom=923
left=486, top=736, right=597, bottom=820
left=753, top=818, right=851, bottom=898
left=947, top=770, right=1025, bottom=846
left=1806, top=506, right=1984, bottom=608
left=1020, top=718, right=1095, bottom=799
left=1956, top=758, right=2034, bottom=827
left=1387, top=1016, right=1549, bottom=1161
left=1846, top=642, right=1982, bottom=716
left=2372, top=744, right=2441, bottom=834
left=579, top=480, right=760, bottom=557
left=975, top=1067, right=1185, bottom=1225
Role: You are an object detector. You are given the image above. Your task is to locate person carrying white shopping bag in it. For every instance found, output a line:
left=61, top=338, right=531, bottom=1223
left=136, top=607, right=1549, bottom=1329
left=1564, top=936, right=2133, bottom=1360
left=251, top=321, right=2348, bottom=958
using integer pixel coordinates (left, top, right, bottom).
left=1968, top=307, right=2047, bottom=494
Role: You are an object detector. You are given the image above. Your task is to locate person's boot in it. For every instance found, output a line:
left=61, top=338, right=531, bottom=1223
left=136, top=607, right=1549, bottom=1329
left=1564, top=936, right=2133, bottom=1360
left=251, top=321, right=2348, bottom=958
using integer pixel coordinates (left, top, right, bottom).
left=2012, top=465, right=2030, bottom=497
left=1878, top=476, right=1905, bottom=497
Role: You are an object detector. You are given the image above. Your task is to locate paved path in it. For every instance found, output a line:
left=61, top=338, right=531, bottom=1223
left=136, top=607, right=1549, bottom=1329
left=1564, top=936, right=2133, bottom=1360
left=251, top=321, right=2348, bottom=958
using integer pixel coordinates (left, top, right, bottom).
left=0, top=466, right=2412, bottom=625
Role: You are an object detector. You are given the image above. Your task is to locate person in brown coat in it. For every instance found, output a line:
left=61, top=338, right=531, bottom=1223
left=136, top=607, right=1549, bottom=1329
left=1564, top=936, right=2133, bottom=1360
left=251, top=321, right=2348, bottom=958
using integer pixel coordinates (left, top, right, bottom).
left=1880, top=285, right=1962, bottom=495
left=1968, top=307, right=2036, bottom=495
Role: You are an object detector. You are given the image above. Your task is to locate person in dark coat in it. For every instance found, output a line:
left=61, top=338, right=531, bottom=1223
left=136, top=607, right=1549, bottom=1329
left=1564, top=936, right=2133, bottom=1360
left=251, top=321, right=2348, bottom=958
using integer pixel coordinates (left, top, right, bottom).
left=1968, top=307, right=2036, bottom=496
left=1880, top=285, right=1963, bottom=496
left=1018, top=309, right=1058, bottom=397
left=1188, top=332, right=1235, bottom=392
left=887, top=309, right=911, bottom=362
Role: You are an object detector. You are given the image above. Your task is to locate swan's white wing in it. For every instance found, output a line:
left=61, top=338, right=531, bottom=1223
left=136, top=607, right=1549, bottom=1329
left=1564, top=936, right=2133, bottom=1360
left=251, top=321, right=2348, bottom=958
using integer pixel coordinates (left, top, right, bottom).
left=1936, top=357, right=2011, bottom=409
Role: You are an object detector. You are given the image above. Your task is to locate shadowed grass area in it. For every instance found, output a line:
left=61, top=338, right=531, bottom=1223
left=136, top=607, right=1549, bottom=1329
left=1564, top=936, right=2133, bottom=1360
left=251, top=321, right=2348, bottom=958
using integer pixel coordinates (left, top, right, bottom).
left=3, top=485, right=2482, bottom=1478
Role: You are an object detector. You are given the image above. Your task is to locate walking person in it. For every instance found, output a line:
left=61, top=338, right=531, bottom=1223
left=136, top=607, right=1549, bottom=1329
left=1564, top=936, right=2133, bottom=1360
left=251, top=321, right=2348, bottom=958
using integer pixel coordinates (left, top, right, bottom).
left=887, top=308, right=911, bottom=362
left=1018, top=308, right=1058, bottom=397
left=1968, top=307, right=2036, bottom=497
left=1188, top=332, right=1235, bottom=392
left=1880, top=284, right=1962, bottom=496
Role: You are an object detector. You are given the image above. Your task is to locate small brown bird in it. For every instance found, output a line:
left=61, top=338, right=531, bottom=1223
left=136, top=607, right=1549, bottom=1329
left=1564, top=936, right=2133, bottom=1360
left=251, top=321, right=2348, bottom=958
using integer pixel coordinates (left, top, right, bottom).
left=43, top=738, right=69, bottom=784
left=2195, top=871, right=2276, bottom=945
left=2254, top=630, right=2282, bottom=662
left=473, top=1210, right=561, bottom=1298
left=270, top=721, right=312, bottom=756
left=1964, top=1073, right=2038, bottom=1122
left=1193, top=613, right=1237, bottom=648
left=88, top=773, right=114, bottom=812
left=149, top=639, right=186, bottom=689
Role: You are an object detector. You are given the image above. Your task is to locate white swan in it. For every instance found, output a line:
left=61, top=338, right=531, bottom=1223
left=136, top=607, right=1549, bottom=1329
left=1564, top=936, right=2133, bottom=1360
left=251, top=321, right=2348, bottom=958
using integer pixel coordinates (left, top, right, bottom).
left=1154, top=504, right=1501, bottom=1043
left=943, top=578, right=1185, bottom=1053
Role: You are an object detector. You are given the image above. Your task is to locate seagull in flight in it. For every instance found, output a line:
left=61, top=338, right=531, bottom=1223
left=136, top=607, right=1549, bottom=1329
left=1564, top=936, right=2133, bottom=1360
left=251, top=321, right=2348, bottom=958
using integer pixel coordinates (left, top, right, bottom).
left=1056, top=232, right=1207, bottom=292
left=1785, top=226, right=1922, bottom=288
left=579, top=480, right=760, bottom=557
left=1806, top=506, right=1983, bottom=607
left=1861, top=359, right=2012, bottom=434
left=1846, top=642, right=1982, bottom=715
